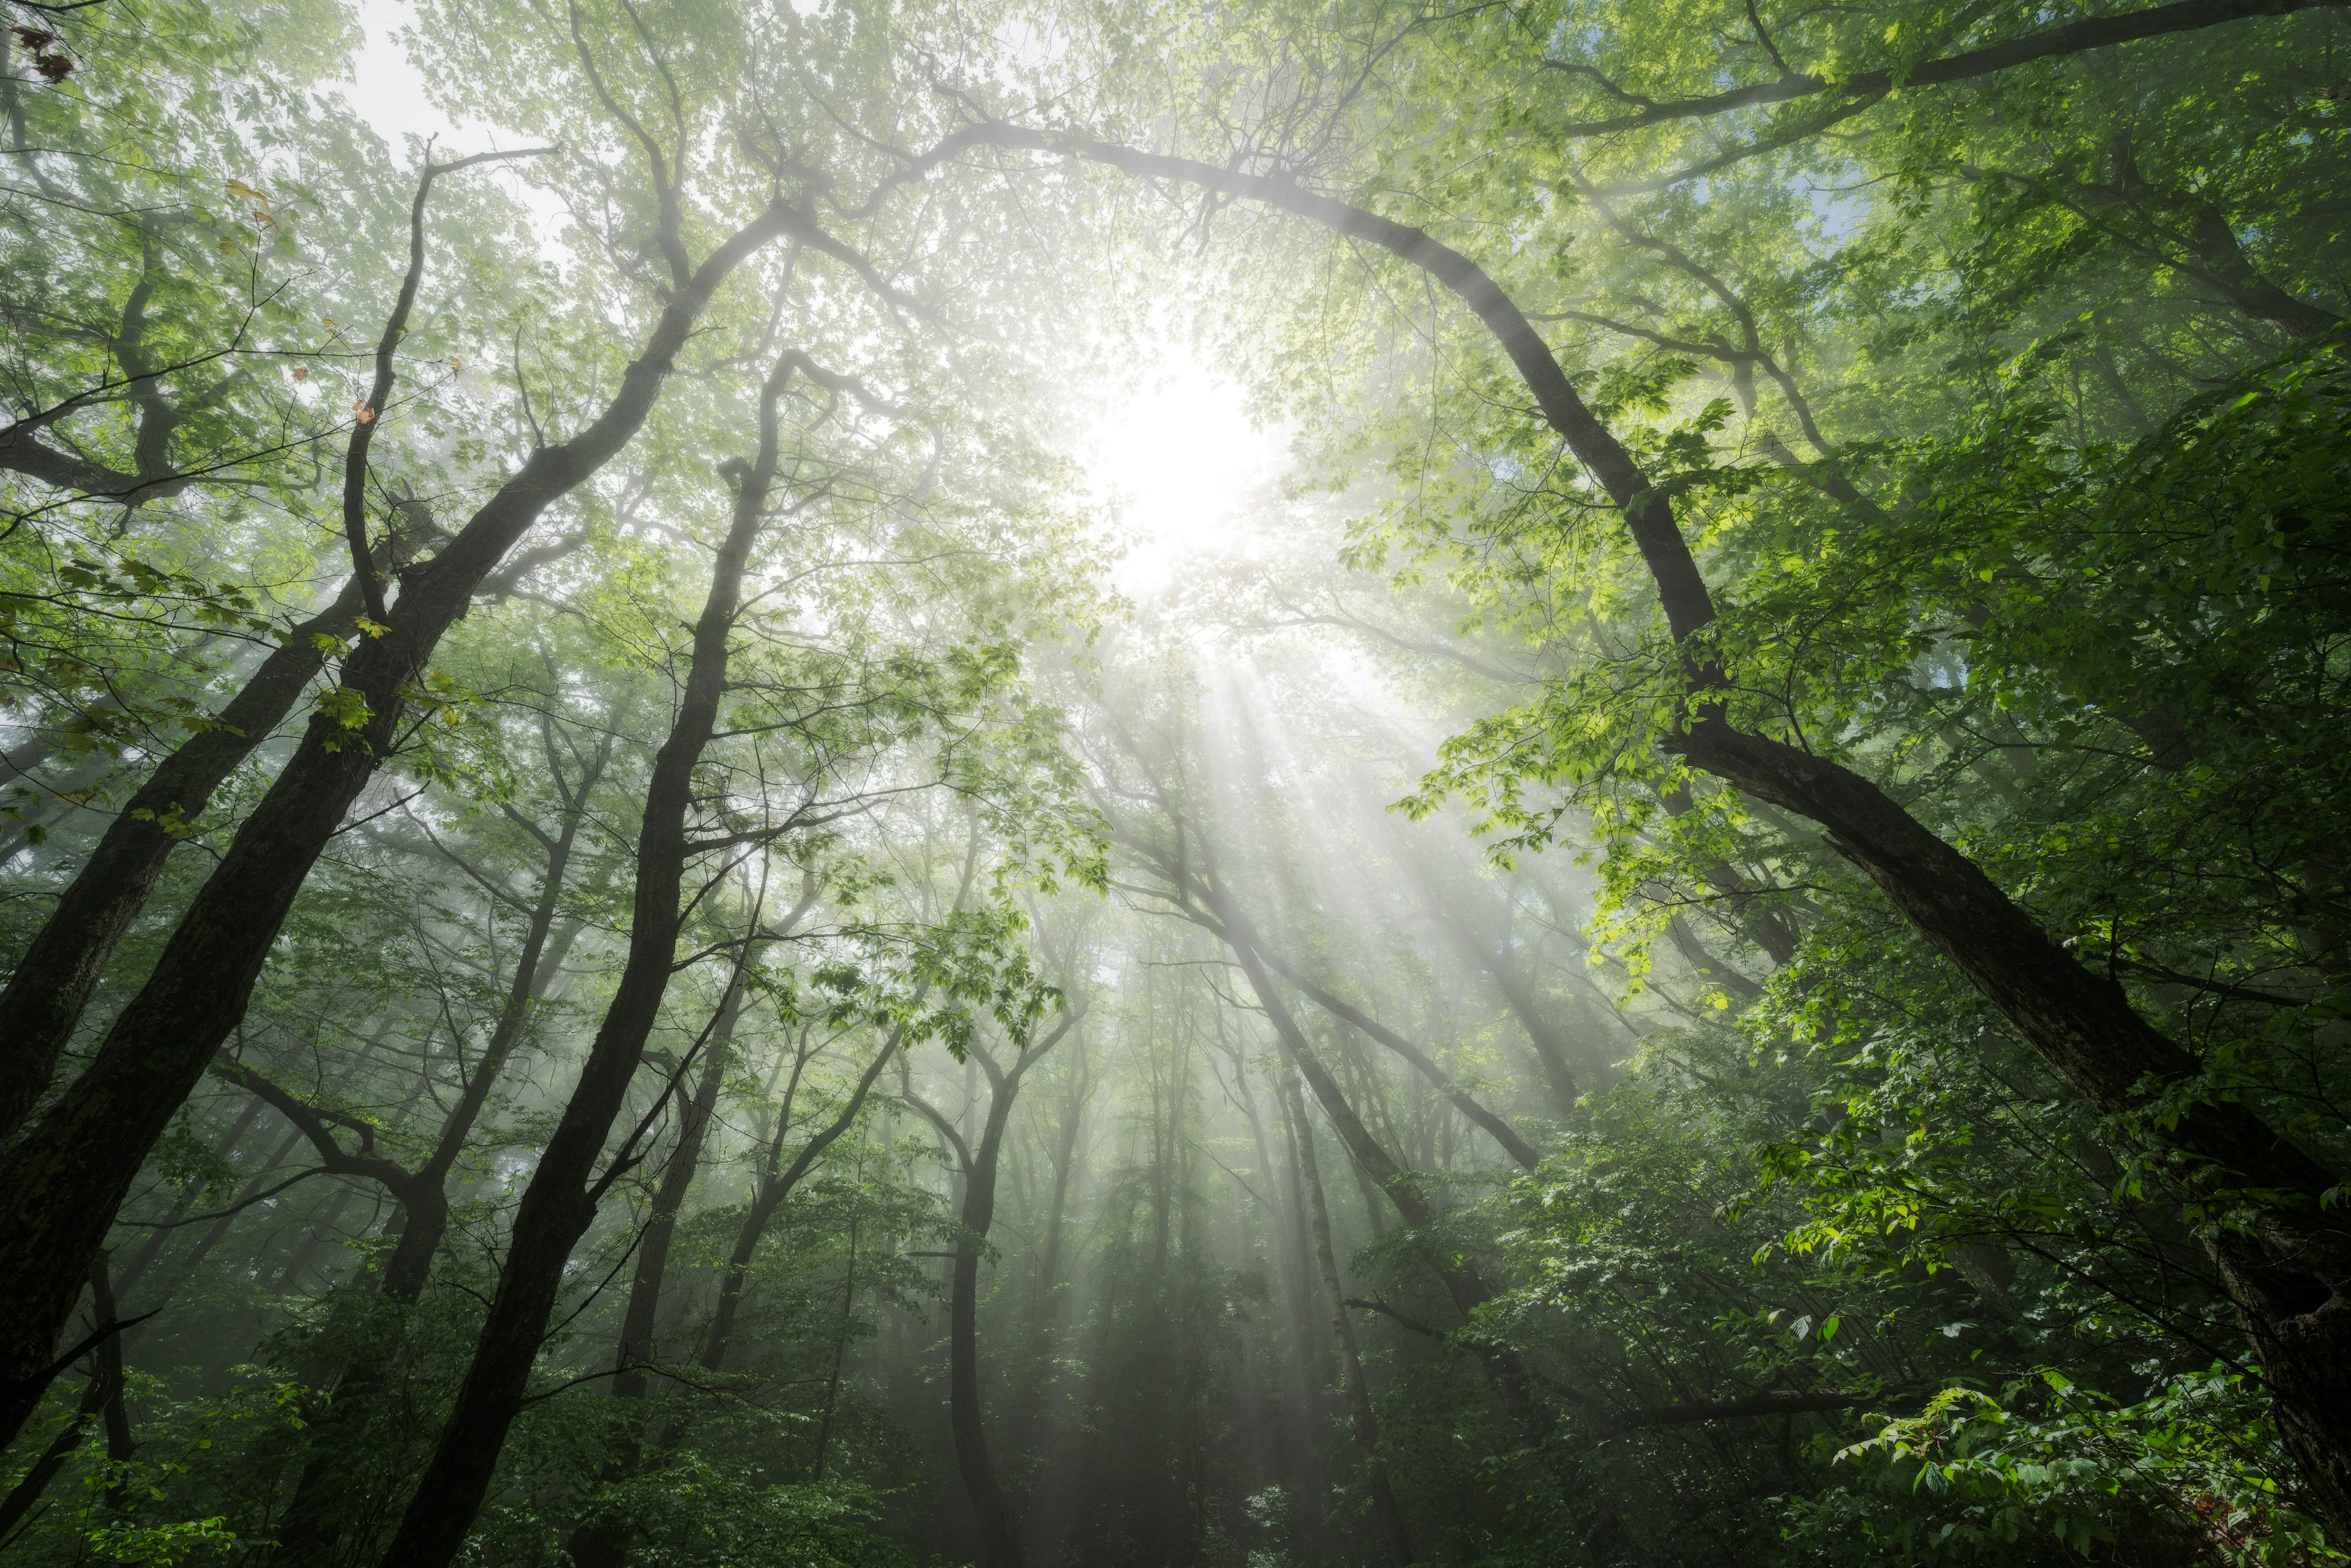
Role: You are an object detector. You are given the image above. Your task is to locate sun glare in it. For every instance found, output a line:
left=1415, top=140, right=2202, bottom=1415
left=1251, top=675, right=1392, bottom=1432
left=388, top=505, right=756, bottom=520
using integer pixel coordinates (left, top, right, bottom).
left=1083, top=350, right=1288, bottom=594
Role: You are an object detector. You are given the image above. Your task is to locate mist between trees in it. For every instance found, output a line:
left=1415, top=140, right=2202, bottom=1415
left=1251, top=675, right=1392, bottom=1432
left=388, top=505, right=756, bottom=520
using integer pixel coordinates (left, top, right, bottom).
left=0, top=0, right=2345, bottom=1564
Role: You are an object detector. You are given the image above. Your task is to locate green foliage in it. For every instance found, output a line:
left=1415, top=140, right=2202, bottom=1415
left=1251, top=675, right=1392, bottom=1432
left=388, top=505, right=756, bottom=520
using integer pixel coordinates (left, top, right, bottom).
left=1789, top=1371, right=2342, bottom=1566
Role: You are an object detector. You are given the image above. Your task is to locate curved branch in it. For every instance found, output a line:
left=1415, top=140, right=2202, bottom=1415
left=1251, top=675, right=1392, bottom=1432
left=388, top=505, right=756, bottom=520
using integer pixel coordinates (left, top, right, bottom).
left=208, top=1057, right=420, bottom=1197
left=1547, top=0, right=2343, bottom=138
left=343, top=145, right=559, bottom=621
left=945, top=121, right=1717, bottom=643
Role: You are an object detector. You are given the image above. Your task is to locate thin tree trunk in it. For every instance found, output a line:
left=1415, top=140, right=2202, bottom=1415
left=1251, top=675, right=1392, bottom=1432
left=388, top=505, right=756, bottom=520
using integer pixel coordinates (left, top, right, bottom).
left=1205, top=912, right=1539, bottom=1169
left=87, top=1256, right=134, bottom=1502
left=268, top=1187, right=361, bottom=1296
left=948, top=1092, right=1026, bottom=1568
left=1278, top=1063, right=1412, bottom=1567
left=1417, top=899, right=1583, bottom=1117
left=693, top=1027, right=908, bottom=1379
left=373, top=344, right=797, bottom=1568
left=903, top=1003, right=1084, bottom=1568
left=0, top=1256, right=130, bottom=1544
left=1246, top=1045, right=1332, bottom=1551
left=809, top=1144, right=866, bottom=1485
left=0, top=197, right=800, bottom=1451
left=154, top=1123, right=309, bottom=1292
left=566, top=967, right=753, bottom=1568
left=614, top=974, right=746, bottom=1400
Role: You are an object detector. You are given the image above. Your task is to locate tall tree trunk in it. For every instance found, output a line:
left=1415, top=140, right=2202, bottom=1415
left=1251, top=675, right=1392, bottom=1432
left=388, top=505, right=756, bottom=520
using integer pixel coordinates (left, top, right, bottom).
left=615, top=974, right=745, bottom=1401
left=0, top=580, right=364, bottom=1144
left=1242, top=1045, right=1330, bottom=1507
left=86, top=1255, right=134, bottom=1500
left=565, top=968, right=751, bottom=1568
left=0, top=201, right=798, bottom=1452
left=0, top=146, right=557, bottom=1146
left=268, top=1187, right=361, bottom=1296
left=809, top=1144, right=865, bottom=1485
left=929, top=1068, right=1030, bottom=1568
left=1033, top=1037, right=1088, bottom=1318
left=904, top=1003, right=1084, bottom=1568
left=1011, top=1037, right=1090, bottom=1467
left=152, top=1123, right=309, bottom=1293
left=1426, top=907, right=1581, bottom=1118
left=1278, top=1063, right=1414, bottom=1567
left=372, top=344, right=799, bottom=1568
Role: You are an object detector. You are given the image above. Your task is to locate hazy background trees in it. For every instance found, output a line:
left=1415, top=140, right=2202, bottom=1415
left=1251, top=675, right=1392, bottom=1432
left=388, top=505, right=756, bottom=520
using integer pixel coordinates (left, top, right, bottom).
left=1, top=0, right=2343, bottom=1563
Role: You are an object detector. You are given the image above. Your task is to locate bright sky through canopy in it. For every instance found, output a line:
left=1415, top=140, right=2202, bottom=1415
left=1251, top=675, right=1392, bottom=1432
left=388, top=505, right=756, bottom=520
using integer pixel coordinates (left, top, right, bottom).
left=1084, top=352, right=1287, bottom=594
left=11, top=0, right=2348, bottom=1561
left=346, top=10, right=1283, bottom=599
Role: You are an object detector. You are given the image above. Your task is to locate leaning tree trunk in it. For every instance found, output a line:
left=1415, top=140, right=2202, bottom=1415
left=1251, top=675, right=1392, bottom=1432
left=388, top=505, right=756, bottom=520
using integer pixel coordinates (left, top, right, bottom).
left=0, top=581, right=363, bottom=1144
left=0, top=148, right=560, bottom=1146
left=0, top=200, right=797, bottom=1452
left=370, top=347, right=798, bottom=1568
left=973, top=130, right=2351, bottom=1540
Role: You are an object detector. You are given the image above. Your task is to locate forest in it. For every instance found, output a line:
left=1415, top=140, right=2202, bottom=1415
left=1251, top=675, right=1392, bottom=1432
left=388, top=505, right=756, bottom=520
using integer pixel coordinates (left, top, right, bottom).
left=0, top=0, right=2345, bottom=1562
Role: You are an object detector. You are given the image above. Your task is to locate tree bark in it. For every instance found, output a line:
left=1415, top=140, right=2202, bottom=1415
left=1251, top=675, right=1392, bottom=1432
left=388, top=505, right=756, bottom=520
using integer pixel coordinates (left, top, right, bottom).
left=0, top=200, right=798, bottom=1452
left=372, top=343, right=798, bottom=1568
left=947, top=1084, right=1026, bottom=1568
left=0, top=1256, right=132, bottom=1542
left=1543, top=0, right=2348, bottom=138
left=564, top=966, right=753, bottom=1568
left=0, top=589, right=370, bottom=1144
left=267, top=828, right=593, bottom=1568
left=1432, top=912, right=1581, bottom=1119
left=0, top=149, right=552, bottom=1146
left=615, top=975, right=745, bottom=1401
left=902, top=1004, right=1084, bottom=1568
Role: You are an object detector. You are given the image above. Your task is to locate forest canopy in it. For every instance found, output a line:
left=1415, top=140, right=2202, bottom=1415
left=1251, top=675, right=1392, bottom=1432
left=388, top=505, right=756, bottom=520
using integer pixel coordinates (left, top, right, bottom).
left=0, top=0, right=2344, bottom=1564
